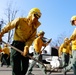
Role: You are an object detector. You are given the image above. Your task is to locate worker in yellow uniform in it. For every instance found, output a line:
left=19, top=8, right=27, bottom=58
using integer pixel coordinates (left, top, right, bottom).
left=1, top=44, right=10, bottom=67
left=26, top=31, right=51, bottom=75
left=63, top=16, right=76, bottom=75
left=0, top=8, right=41, bottom=75
left=59, top=38, right=72, bottom=68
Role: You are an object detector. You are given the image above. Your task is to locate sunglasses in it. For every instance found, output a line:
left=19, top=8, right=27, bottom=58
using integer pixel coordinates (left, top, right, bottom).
left=34, top=12, right=41, bottom=19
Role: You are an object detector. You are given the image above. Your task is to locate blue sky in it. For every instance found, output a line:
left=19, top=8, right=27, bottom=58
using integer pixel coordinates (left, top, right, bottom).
left=0, top=0, right=76, bottom=42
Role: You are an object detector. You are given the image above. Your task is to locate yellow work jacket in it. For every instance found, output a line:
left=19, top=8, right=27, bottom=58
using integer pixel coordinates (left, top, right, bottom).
left=71, top=40, right=76, bottom=50
left=33, top=37, right=46, bottom=54
left=1, top=18, right=41, bottom=47
left=69, top=28, right=76, bottom=50
left=2, top=47, right=10, bottom=55
left=59, top=43, right=71, bottom=57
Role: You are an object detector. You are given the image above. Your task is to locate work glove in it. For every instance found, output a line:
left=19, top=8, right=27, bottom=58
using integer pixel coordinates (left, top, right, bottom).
left=22, top=46, right=29, bottom=56
left=39, top=50, right=42, bottom=54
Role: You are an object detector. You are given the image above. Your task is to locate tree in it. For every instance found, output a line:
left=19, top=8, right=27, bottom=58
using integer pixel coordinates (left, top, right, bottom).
left=4, top=2, right=18, bottom=43
left=1, top=1, right=24, bottom=43
left=51, top=32, right=70, bottom=47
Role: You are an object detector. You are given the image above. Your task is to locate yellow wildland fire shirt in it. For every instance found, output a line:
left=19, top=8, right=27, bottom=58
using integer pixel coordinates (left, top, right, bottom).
left=71, top=40, right=76, bottom=50
left=1, top=18, right=41, bottom=47
left=59, top=43, right=71, bottom=57
left=33, top=37, right=46, bottom=54
left=69, top=28, right=76, bottom=50
left=2, top=47, right=10, bottom=55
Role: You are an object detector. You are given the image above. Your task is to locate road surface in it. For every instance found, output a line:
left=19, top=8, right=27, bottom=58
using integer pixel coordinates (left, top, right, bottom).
left=0, top=64, right=74, bottom=75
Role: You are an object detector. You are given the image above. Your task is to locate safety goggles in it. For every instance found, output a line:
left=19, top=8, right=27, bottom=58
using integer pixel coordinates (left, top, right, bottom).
left=34, top=12, right=41, bottom=19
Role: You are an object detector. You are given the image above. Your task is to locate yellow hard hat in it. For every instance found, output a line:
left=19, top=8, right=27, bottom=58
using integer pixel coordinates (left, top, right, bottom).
left=71, top=16, right=76, bottom=21
left=64, top=37, right=69, bottom=42
left=37, top=31, right=45, bottom=36
left=70, top=16, right=76, bottom=25
left=28, top=8, right=41, bottom=19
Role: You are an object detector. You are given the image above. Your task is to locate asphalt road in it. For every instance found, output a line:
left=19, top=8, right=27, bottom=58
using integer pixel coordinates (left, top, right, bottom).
left=0, top=64, right=74, bottom=75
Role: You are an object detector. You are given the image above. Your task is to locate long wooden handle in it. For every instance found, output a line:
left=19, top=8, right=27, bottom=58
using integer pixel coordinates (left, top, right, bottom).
left=2, top=40, right=46, bottom=67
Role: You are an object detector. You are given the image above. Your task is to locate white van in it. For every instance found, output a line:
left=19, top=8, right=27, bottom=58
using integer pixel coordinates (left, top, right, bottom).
left=29, top=44, right=62, bottom=69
